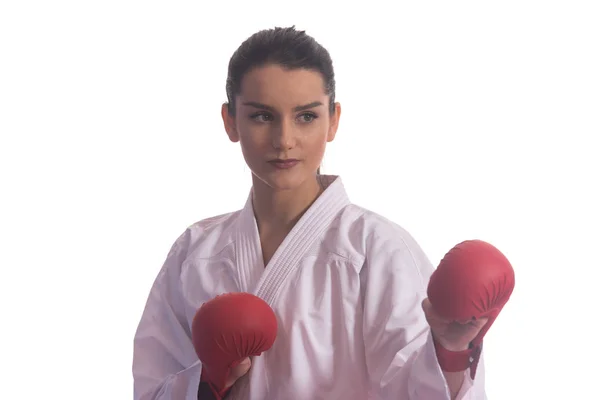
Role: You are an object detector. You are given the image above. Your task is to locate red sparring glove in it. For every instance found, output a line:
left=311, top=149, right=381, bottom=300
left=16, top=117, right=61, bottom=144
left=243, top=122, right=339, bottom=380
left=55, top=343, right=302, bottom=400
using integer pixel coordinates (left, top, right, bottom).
left=191, top=292, right=278, bottom=399
left=427, top=240, right=515, bottom=379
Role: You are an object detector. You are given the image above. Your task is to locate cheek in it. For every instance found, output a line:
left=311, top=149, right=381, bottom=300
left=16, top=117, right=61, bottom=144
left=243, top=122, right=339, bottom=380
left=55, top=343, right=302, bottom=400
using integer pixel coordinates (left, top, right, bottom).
left=303, top=130, right=328, bottom=161
left=239, top=139, right=265, bottom=165
left=238, top=129, right=268, bottom=153
left=310, top=137, right=327, bottom=155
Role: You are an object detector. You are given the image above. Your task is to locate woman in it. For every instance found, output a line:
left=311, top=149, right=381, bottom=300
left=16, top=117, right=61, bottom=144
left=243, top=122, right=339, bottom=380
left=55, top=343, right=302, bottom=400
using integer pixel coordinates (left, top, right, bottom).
left=132, top=26, right=488, bottom=400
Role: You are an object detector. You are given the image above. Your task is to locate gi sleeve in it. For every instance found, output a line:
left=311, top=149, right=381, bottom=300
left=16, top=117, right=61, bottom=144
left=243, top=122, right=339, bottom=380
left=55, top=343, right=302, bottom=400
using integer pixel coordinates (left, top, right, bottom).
left=361, top=229, right=487, bottom=400
left=132, top=230, right=204, bottom=400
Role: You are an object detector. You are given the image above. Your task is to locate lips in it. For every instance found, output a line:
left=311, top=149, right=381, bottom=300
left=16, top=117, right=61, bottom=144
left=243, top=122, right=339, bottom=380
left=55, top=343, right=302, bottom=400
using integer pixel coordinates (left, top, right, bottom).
left=268, top=159, right=300, bottom=169
left=271, top=158, right=298, bottom=163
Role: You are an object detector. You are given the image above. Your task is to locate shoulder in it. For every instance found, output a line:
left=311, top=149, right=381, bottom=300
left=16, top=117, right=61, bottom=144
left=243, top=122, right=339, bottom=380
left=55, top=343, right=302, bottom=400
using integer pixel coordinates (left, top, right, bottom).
left=149, top=210, right=242, bottom=289
left=335, top=203, right=422, bottom=252
left=168, top=210, right=242, bottom=261
left=186, top=210, right=241, bottom=240
left=330, top=203, right=434, bottom=277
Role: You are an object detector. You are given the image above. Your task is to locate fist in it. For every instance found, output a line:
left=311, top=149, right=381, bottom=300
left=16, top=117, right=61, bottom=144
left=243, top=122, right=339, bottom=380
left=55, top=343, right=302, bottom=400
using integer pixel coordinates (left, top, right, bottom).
left=422, top=297, right=488, bottom=352
left=426, top=239, right=515, bottom=378
left=192, top=292, right=278, bottom=398
left=225, top=357, right=251, bottom=389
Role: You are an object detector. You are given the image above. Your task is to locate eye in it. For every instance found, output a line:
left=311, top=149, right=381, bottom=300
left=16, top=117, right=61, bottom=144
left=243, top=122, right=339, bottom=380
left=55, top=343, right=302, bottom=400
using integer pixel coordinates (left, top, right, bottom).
left=297, top=112, right=318, bottom=123
left=250, top=112, right=273, bottom=123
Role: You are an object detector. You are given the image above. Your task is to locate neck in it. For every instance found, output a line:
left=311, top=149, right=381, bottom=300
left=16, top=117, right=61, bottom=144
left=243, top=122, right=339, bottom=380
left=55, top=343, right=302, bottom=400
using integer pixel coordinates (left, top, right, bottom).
left=251, top=176, right=323, bottom=234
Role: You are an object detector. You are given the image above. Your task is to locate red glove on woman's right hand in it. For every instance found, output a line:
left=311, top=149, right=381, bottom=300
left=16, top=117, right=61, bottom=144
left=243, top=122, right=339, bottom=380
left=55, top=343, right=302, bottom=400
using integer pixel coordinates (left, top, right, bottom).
left=191, top=292, right=278, bottom=399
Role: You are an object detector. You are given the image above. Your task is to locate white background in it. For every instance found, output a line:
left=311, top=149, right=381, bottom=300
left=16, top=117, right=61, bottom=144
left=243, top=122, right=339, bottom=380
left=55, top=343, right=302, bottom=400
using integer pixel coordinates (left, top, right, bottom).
left=1, top=1, right=599, bottom=399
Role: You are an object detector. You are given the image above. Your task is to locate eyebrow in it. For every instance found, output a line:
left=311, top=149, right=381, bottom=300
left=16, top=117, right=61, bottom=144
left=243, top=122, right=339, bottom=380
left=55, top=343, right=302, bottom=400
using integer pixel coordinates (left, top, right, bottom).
left=242, top=101, right=323, bottom=112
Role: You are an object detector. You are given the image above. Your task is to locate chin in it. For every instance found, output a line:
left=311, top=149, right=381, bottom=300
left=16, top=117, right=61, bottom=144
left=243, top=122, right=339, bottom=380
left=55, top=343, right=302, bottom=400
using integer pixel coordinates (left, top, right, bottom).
left=255, top=170, right=309, bottom=191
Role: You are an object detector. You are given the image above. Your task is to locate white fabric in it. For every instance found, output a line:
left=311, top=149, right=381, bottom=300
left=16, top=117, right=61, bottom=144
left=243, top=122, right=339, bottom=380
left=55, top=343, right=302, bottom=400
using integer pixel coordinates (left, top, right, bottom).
left=132, top=175, right=487, bottom=399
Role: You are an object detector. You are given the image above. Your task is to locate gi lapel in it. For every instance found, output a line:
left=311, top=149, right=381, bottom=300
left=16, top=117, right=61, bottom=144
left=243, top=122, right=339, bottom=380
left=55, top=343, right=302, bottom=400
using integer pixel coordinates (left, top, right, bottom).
left=253, top=175, right=351, bottom=306
left=235, top=192, right=265, bottom=294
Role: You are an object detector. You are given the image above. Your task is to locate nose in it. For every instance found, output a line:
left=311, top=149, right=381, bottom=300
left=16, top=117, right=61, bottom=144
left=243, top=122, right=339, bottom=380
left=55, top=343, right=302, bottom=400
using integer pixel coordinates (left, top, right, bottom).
left=271, top=119, right=296, bottom=150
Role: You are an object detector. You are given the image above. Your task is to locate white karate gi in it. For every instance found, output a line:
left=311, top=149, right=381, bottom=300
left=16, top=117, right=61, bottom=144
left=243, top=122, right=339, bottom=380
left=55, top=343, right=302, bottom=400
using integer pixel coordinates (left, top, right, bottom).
left=132, top=175, right=487, bottom=400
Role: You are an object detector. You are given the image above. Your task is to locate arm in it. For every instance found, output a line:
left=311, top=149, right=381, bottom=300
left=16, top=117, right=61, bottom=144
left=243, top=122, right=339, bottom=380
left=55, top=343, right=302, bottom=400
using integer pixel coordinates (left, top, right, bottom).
left=133, top=230, right=209, bottom=400
left=360, top=230, right=487, bottom=400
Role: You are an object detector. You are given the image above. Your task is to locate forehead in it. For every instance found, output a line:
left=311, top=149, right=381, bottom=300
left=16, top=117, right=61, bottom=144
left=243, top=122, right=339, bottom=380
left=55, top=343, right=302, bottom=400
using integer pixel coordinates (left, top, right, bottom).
left=239, top=64, right=327, bottom=107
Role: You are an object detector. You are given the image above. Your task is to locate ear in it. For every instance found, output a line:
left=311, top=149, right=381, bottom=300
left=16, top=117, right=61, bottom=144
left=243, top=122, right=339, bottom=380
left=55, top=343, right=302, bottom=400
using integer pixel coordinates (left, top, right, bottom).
left=327, top=102, right=341, bottom=142
left=221, top=103, right=239, bottom=143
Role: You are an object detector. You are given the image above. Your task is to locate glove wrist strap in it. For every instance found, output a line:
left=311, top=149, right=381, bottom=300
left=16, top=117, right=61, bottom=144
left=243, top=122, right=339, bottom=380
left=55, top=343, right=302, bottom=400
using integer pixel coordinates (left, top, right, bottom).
left=433, top=338, right=482, bottom=380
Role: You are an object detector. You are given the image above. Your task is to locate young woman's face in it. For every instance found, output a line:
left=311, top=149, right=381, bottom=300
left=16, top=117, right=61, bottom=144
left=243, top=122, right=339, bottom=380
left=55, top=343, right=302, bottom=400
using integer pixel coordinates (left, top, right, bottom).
left=222, top=64, right=341, bottom=191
